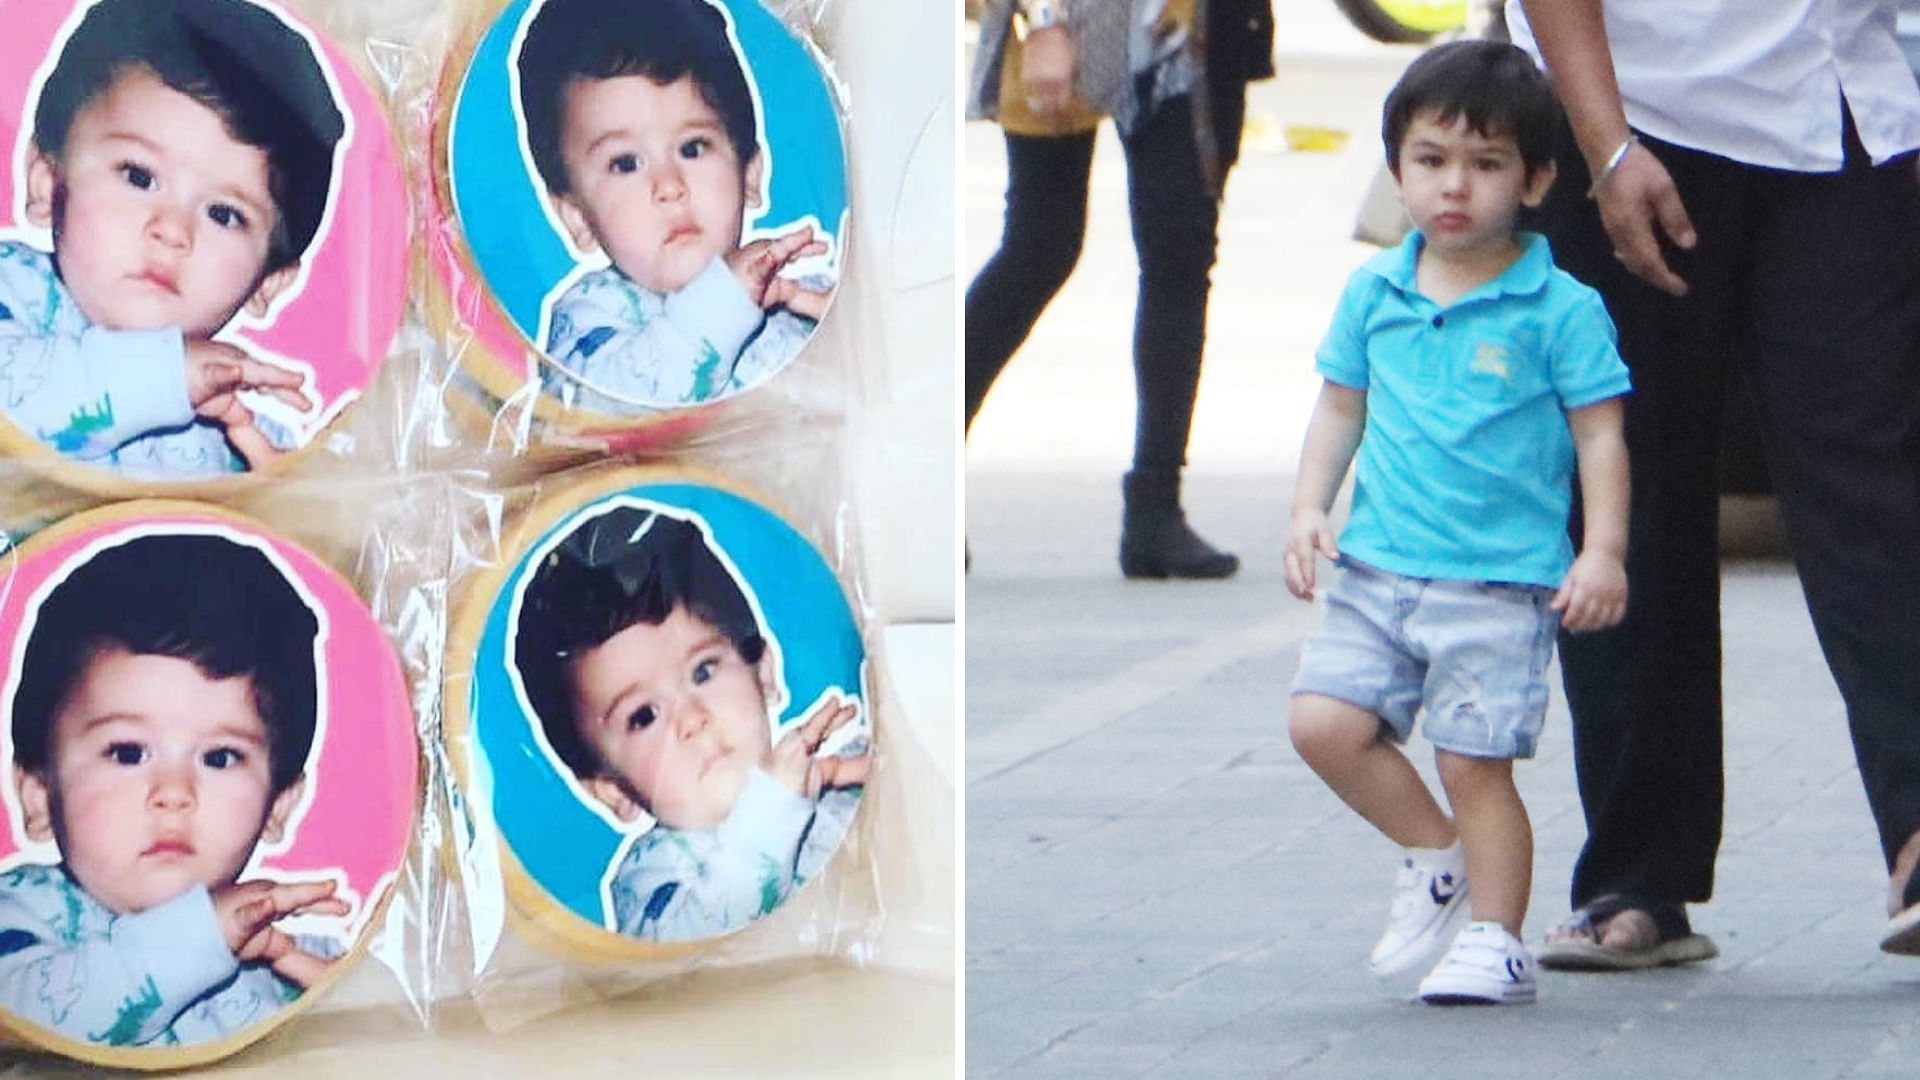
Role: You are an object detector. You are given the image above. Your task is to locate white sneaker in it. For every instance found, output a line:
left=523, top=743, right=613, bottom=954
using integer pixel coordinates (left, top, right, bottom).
left=1418, top=922, right=1538, bottom=1005
left=1368, top=844, right=1470, bottom=978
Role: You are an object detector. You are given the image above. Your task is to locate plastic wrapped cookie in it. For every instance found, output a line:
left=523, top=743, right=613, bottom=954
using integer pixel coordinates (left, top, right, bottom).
left=0, top=0, right=409, bottom=495
left=0, top=503, right=418, bottom=1068
left=450, top=468, right=870, bottom=959
left=431, top=0, right=849, bottom=443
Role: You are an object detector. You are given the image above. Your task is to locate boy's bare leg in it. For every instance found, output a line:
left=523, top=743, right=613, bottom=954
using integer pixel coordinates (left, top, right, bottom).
left=1290, top=693, right=1456, bottom=850
left=1434, top=749, right=1531, bottom=935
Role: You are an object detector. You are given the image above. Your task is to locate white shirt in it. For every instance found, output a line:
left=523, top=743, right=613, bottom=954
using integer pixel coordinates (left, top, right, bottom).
left=1508, top=0, right=1920, bottom=170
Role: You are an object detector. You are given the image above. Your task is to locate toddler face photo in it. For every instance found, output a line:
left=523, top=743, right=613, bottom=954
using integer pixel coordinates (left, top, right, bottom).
left=514, top=507, right=785, bottom=832
left=19, top=0, right=343, bottom=339
left=7, top=532, right=318, bottom=916
left=519, top=0, right=766, bottom=299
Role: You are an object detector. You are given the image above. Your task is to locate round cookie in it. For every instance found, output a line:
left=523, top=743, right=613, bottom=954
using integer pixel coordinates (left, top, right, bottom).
left=0, top=501, right=419, bottom=1069
left=428, top=0, right=849, bottom=441
left=448, top=466, right=870, bottom=962
left=0, top=0, right=409, bottom=497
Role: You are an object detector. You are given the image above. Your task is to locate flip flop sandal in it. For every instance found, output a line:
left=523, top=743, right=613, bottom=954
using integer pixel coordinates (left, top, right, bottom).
left=1536, top=894, right=1718, bottom=972
left=1880, top=867, right=1920, bottom=955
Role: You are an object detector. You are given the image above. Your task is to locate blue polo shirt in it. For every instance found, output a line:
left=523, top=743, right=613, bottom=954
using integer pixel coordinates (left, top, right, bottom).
left=1315, top=231, right=1630, bottom=587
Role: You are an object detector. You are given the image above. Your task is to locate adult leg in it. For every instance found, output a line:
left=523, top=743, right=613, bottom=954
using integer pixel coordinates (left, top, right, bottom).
left=1740, top=124, right=1920, bottom=900
left=964, top=129, right=1097, bottom=433
left=1115, top=88, right=1239, bottom=578
left=1537, top=132, right=1751, bottom=917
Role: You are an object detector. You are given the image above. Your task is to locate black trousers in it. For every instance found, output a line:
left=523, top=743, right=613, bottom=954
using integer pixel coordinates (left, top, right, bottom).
left=1540, top=112, right=1920, bottom=908
left=964, top=90, right=1236, bottom=471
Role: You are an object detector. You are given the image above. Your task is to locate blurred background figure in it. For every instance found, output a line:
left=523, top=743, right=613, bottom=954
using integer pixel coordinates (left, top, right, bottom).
left=963, top=0, right=1273, bottom=579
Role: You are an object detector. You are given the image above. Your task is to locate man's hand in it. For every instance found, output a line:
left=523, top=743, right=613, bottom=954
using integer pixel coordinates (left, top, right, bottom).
left=762, top=694, right=864, bottom=799
left=725, top=227, right=830, bottom=310
left=212, top=879, right=351, bottom=988
left=1284, top=510, right=1340, bottom=601
left=1552, top=550, right=1627, bottom=632
left=1592, top=141, right=1696, bottom=297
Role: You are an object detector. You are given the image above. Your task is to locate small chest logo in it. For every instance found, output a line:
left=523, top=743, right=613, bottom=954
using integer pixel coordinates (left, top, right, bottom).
left=1469, top=343, right=1512, bottom=381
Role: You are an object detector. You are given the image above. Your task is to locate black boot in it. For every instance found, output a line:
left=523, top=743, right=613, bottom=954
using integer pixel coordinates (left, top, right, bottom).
left=1118, top=469, right=1239, bottom=579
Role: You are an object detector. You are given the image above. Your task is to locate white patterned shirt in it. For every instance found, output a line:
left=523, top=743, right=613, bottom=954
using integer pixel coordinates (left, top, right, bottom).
left=0, top=864, right=325, bottom=1048
left=542, top=256, right=819, bottom=414
left=607, top=764, right=860, bottom=942
left=0, top=240, right=294, bottom=477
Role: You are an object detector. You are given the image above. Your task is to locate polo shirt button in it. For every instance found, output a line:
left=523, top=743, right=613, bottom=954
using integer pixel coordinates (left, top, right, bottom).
left=1431, top=314, right=1445, bottom=328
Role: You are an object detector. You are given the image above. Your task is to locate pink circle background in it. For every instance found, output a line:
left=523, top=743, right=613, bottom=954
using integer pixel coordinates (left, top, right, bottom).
left=0, top=0, right=410, bottom=419
left=0, top=510, right=419, bottom=942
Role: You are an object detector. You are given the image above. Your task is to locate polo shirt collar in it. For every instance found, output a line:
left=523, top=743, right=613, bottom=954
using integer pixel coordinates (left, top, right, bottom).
left=1361, top=230, right=1554, bottom=302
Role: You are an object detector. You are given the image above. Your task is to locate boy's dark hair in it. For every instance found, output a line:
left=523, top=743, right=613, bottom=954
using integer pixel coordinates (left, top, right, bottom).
left=1382, top=39, right=1559, bottom=176
left=32, top=0, right=346, bottom=273
left=10, top=533, right=320, bottom=796
left=517, top=0, right=760, bottom=197
left=515, top=508, right=766, bottom=779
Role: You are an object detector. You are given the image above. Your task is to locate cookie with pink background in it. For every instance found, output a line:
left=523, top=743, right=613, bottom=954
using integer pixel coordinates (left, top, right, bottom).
left=0, top=503, right=417, bottom=1065
left=0, top=0, right=408, bottom=492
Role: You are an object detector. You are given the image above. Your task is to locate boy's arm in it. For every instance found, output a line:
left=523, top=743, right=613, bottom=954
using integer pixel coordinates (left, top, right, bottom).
left=1554, top=396, right=1629, bottom=632
left=1285, top=380, right=1367, bottom=601
left=0, top=883, right=237, bottom=1047
left=547, top=261, right=763, bottom=406
left=0, top=319, right=199, bottom=460
left=610, top=769, right=815, bottom=942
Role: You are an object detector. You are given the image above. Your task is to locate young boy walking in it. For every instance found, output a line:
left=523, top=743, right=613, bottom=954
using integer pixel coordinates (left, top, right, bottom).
left=1284, top=40, right=1631, bottom=1005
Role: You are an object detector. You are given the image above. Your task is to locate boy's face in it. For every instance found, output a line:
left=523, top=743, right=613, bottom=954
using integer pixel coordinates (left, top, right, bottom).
left=13, top=647, right=303, bottom=915
left=551, top=73, right=765, bottom=295
left=565, top=604, right=774, bottom=831
left=23, top=66, right=298, bottom=338
left=1393, top=110, right=1554, bottom=260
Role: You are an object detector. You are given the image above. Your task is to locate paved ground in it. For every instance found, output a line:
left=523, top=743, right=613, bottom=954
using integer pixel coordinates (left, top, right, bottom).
left=964, top=8, right=1920, bottom=1077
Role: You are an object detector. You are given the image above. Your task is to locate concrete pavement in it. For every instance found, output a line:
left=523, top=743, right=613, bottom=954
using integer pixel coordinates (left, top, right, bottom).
left=964, top=10, right=1920, bottom=1077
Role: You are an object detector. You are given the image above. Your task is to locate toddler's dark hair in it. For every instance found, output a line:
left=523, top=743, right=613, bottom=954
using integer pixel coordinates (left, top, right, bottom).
left=33, top=0, right=346, bottom=273
left=515, top=508, right=765, bottom=779
left=1382, top=39, right=1559, bottom=176
left=517, top=0, right=760, bottom=196
left=11, top=533, right=321, bottom=796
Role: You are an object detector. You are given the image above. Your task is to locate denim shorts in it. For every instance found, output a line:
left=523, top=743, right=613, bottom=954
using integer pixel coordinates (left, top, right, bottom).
left=1291, top=559, right=1559, bottom=759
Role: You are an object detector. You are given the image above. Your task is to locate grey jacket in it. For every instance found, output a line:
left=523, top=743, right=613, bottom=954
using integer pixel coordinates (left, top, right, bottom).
left=965, top=0, right=1138, bottom=129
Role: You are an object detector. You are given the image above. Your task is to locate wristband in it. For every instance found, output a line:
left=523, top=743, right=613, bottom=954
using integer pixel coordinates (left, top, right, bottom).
left=1586, top=134, right=1639, bottom=199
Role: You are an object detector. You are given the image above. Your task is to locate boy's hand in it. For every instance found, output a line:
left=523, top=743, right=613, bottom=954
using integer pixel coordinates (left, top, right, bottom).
left=212, top=879, right=351, bottom=977
left=185, top=339, right=313, bottom=415
left=725, top=227, right=829, bottom=310
left=763, top=694, right=863, bottom=799
left=1284, top=510, right=1340, bottom=601
left=761, top=276, right=834, bottom=320
left=1552, top=550, right=1627, bottom=632
left=185, top=340, right=314, bottom=470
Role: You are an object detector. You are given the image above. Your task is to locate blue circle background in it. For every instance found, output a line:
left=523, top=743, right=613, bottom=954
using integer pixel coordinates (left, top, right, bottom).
left=449, top=0, right=849, bottom=348
left=471, top=482, right=866, bottom=929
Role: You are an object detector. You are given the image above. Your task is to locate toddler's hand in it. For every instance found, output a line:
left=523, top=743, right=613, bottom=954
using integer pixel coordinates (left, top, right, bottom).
left=212, top=878, right=351, bottom=974
left=725, top=227, right=829, bottom=309
left=184, top=339, right=313, bottom=416
left=185, top=340, right=313, bottom=470
left=1552, top=550, right=1627, bottom=632
left=762, top=693, right=861, bottom=799
left=1284, top=510, right=1340, bottom=601
left=762, top=276, right=833, bottom=320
